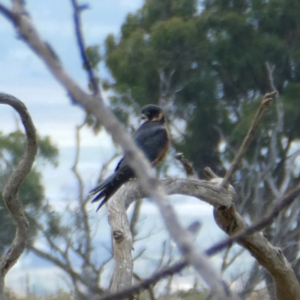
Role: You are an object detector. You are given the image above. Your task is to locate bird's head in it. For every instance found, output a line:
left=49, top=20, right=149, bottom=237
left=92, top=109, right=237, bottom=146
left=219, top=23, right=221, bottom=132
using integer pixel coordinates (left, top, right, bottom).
left=140, top=105, right=165, bottom=124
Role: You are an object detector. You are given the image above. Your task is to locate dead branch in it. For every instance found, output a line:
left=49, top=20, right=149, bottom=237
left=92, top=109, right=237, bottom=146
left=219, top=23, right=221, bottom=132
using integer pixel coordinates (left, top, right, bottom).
left=212, top=204, right=300, bottom=300
left=175, top=153, right=197, bottom=178
left=0, top=93, right=37, bottom=298
left=130, top=198, right=143, bottom=239
left=70, top=0, right=99, bottom=95
left=221, top=91, right=277, bottom=189
left=94, top=261, right=187, bottom=300
left=112, top=176, right=300, bottom=300
left=107, top=185, right=134, bottom=293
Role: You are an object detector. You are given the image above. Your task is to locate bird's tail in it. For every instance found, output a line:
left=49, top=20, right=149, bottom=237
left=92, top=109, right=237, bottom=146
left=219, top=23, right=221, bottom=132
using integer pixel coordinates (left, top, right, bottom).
left=90, top=169, right=133, bottom=211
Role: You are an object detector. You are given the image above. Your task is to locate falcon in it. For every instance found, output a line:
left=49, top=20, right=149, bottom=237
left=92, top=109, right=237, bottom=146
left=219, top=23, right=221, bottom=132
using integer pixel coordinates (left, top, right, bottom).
left=90, top=104, right=169, bottom=211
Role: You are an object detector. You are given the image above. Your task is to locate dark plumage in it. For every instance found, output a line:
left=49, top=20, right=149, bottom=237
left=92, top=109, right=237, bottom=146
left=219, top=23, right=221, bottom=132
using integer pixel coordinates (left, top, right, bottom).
left=90, top=105, right=169, bottom=211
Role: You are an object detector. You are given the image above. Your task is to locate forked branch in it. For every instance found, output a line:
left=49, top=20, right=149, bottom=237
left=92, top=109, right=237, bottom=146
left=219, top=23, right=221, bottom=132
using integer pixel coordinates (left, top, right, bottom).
left=221, top=91, right=277, bottom=188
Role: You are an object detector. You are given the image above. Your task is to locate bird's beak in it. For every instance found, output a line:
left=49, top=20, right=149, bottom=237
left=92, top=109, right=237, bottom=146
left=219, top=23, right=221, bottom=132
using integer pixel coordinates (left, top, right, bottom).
left=141, top=114, right=148, bottom=122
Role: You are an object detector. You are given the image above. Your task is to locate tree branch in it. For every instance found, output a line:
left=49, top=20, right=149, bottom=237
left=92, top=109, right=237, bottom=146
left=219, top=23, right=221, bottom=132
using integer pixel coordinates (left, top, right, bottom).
left=107, top=185, right=133, bottom=293
left=175, top=153, right=197, bottom=178
left=0, top=93, right=37, bottom=297
left=221, top=91, right=277, bottom=188
left=112, top=176, right=300, bottom=300
left=70, top=0, right=100, bottom=94
left=94, top=261, right=188, bottom=300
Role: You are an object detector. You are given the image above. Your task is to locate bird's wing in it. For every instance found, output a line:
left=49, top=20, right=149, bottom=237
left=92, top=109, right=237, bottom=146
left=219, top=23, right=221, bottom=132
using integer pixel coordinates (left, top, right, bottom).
left=133, top=123, right=169, bottom=164
left=89, top=173, right=116, bottom=195
left=90, top=165, right=134, bottom=210
left=114, top=122, right=168, bottom=171
left=114, top=157, right=124, bottom=171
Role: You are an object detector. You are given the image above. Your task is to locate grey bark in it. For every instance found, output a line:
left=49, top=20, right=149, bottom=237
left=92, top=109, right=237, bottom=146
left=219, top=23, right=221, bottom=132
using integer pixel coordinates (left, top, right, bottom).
left=108, top=184, right=133, bottom=293
left=0, top=93, right=37, bottom=299
left=116, top=177, right=300, bottom=300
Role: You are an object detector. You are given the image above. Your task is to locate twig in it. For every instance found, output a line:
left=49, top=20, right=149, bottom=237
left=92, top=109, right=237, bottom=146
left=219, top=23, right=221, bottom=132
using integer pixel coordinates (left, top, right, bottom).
left=265, top=62, right=278, bottom=93
left=221, top=247, right=244, bottom=273
left=71, top=121, right=96, bottom=273
left=206, top=182, right=300, bottom=255
left=96, top=221, right=202, bottom=300
left=221, top=91, right=277, bottom=189
left=95, top=261, right=188, bottom=300
left=70, top=0, right=99, bottom=95
left=203, top=167, right=218, bottom=180
left=175, top=153, right=196, bottom=178
left=130, top=198, right=143, bottom=238
left=28, top=243, right=103, bottom=294
left=132, top=272, right=156, bottom=300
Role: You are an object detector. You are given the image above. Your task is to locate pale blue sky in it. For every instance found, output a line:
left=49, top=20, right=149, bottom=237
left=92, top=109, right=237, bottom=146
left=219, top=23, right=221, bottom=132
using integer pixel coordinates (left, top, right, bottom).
left=0, top=0, right=252, bottom=296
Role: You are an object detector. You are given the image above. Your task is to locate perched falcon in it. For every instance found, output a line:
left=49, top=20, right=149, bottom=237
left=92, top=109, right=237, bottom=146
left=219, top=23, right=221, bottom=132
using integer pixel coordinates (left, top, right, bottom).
left=90, top=104, right=169, bottom=211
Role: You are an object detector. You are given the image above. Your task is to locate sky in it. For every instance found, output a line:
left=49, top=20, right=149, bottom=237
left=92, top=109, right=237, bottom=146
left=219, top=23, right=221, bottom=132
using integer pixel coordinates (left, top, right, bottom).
left=0, top=0, right=255, bottom=296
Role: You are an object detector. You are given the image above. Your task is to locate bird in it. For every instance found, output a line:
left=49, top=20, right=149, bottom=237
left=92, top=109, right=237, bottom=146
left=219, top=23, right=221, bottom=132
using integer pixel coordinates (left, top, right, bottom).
left=90, top=104, right=169, bottom=211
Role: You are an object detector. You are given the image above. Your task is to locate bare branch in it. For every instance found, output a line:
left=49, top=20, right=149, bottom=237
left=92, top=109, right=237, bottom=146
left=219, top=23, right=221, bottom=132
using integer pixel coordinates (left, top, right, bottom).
left=132, top=272, right=156, bottom=300
left=265, top=62, right=278, bottom=93
left=207, top=184, right=300, bottom=258
left=28, top=243, right=103, bottom=295
left=221, top=91, right=277, bottom=188
left=71, top=122, right=93, bottom=261
left=175, top=153, right=197, bottom=178
left=0, top=93, right=37, bottom=296
left=94, top=261, right=188, bottom=300
left=70, top=0, right=99, bottom=94
left=212, top=206, right=300, bottom=299
left=108, top=185, right=133, bottom=293
left=96, top=217, right=215, bottom=300
left=130, top=198, right=143, bottom=239
left=221, top=247, right=245, bottom=273
left=124, top=176, right=300, bottom=252
left=119, top=177, right=300, bottom=299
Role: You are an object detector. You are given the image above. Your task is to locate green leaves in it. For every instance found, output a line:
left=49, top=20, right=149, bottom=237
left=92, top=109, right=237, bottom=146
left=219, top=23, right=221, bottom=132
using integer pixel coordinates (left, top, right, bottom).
left=84, top=45, right=101, bottom=70
left=103, top=0, right=300, bottom=179
left=0, top=130, right=59, bottom=252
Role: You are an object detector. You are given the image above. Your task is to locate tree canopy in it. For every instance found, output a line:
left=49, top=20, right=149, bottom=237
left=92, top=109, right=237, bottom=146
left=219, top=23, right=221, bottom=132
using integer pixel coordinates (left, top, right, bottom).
left=103, top=0, right=300, bottom=295
left=104, top=0, right=300, bottom=176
